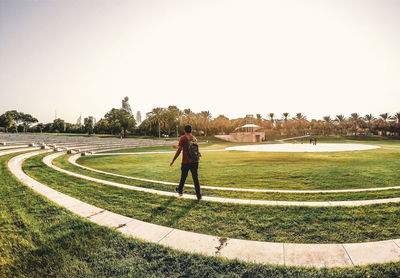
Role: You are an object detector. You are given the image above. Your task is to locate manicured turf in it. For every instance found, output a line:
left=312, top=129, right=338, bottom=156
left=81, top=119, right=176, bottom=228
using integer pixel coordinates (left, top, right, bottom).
left=99, top=140, right=264, bottom=153
left=24, top=153, right=400, bottom=244
left=0, top=152, right=327, bottom=278
left=78, top=148, right=400, bottom=190
left=54, top=153, right=400, bottom=202
left=100, top=136, right=400, bottom=154
left=2, top=152, right=400, bottom=277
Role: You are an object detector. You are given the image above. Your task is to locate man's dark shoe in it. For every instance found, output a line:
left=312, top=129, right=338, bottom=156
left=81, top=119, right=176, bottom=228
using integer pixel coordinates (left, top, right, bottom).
left=175, top=187, right=183, bottom=196
left=197, top=195, right=202, bottom=201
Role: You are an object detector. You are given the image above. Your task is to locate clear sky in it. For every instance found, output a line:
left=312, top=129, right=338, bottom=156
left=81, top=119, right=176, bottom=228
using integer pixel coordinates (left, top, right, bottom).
left=0, top=0, right=399, bottom=123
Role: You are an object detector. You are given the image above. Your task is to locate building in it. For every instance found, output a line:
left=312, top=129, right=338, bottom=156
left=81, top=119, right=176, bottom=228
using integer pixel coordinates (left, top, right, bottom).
left=215, top=124, right=266, bottom=142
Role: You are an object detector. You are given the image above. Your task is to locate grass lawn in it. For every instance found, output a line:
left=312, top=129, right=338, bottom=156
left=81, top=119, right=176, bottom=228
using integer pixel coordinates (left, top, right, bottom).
left=2, top=152, right=400, bottom=277
left=99, top=140, right=262, bottom=154
left=286, top=135, right=400, bottom=148
left=23, top=153, right=400, bottom=244
left=78, top=148, right=400, bottom=190
left=54, top=153, right=400, bottom=202
left=100, top=135, right=400, bottom=154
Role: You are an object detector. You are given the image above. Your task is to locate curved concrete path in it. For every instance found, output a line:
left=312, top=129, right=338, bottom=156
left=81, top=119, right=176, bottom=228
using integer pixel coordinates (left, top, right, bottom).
left=0, top=146, right=39, bottom=156
left=45, top=152, right=400, bottom=207
left=70, top=154, right=400, bottom=194
left=0, top=144, right=29, bottom=150
left=7, top=150, right=400, bottom=267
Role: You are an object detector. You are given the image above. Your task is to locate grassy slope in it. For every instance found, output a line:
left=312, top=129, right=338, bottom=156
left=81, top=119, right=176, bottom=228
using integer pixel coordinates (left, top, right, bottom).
left=78, top=148, right=400, bottom=190
left=2, top=152, right=400, bottom=277
left=24, top=153, right=400, bottom=244
left=54, top=154, right=400, bottom=202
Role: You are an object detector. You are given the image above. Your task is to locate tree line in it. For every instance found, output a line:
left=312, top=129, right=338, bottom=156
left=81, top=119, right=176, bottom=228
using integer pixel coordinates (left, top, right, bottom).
left=0, top=108, right=135, bottom=137
left=140, top=108, right=400, bottom=137
left=1, top=106, right=399, bottom=138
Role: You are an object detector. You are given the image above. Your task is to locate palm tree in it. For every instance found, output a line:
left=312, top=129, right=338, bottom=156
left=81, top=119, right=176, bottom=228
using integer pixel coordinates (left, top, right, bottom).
left=322, top=116, right=333, bottom=135
left=334, top=115, right=346, bottom=135
left=282, top=113, right=289, bottom=124
left=280, top=112, right=290, bottom=134
left=268, top=113, right=275, bottom=125
left=293, top=113, right=307, bottom=135
left=295, top=113, right=306, bottom=120
left=379, top=113, right=390, bottom=136
left=199, top=111, right=212, bottom=136
left=393, top=112, right=400, bottom=136
left=147, top=107, right=166, bottom=138
left=379, top=113, right=390, bottom=121
left=349, top=113, right=362, bottom=135
left=335, top=115, right=345, bottom=122
left=363, top=114, right=375, bottom=134
left=323, top=116, right=332, bottom=123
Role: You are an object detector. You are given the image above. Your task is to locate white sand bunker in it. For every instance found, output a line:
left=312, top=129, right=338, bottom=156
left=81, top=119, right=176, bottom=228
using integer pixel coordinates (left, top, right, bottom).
left=225, top=143, right=381, bottom=152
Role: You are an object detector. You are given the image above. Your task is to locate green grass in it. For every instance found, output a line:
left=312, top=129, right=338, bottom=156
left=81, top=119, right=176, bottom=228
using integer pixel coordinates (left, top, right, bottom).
left=23, top=153, right=400, bottom=244
left=79, top=148, right=400, bottom=190
left=287, top=135, right=400, bottom=148
left=99, top=141, right=259, bottom=153
left=54, top=153, right=400, bottom=202
left=2, top=152, right=400, bottom=277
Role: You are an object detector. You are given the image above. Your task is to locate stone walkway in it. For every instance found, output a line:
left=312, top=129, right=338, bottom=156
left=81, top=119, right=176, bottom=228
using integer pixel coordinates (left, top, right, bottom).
left=0, top=144, right=29, bottom=150
left=69, top=154, right=400, bottom=194
left=0, top=147, right=38, bottom=156
left=45, top=152, right=400, bottom=207
left=7, top=150, right=400, bottom=267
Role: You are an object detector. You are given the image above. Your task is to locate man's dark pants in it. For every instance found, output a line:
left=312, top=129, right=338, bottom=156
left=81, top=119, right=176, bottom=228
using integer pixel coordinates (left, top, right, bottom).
left=177, top=162, right=201, bottom=198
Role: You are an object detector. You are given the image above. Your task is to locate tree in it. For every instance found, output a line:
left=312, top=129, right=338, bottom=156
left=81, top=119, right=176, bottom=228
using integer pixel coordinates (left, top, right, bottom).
left=0, top=110, right=38, bottom=132
left=0, top=113, right=14, bottom=132
left=84, top=116, right=95, bottom=135
left=52, top=118, right=66, bottom=133
left=363, top=114, right=375, bottom=134
left=282, top=113, right=289, bottom=122
left=292, top=113, right=308, bottom=135
left=20, top=113, right=38, bottom=132
left=146, top=107, right=167, bottom=138
left=94, top=119, right=111, bottom=134
left=268, top=113, right=275, bottom=125
left=199, top=111, right=212, bottom=136
left=104, top=108, right=136, bottom=137
left=210, top=115, right=231, bottom=134
left=163, top=106, right=182, bottom=136
left=349, top=113, right=363, bottom=135
left=322, top=116, right=333, bottom=135
left=378, top=113, right=391, bottom=136
left=36, top=123, right=44, bottom=133
left=334, top=115, right=346, bottom=135
left=295, top=113, right=306, bottom=120
left=393, top=112, right=400, bottom=136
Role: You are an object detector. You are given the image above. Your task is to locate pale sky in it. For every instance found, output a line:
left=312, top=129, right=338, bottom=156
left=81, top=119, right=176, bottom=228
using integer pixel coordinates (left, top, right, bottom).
left=0, top=0, right=399, bottom=123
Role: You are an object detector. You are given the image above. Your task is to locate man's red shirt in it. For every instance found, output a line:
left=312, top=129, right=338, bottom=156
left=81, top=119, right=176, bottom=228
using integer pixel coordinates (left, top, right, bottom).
left=179, top=134, right=194, bottom=164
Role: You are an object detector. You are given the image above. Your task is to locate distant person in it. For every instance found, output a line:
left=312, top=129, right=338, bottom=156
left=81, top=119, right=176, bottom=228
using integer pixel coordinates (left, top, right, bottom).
left=170, top=125, right=202, bottom=200
left=309, top=137, right=317, bottom=145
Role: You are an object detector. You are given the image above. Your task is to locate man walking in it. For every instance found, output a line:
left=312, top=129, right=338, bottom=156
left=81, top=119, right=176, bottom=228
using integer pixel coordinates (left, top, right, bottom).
left=170, top=125, right=202, bottom=200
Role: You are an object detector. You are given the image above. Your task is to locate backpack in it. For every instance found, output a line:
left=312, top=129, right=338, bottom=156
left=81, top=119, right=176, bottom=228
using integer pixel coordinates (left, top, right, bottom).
left=185, top=135, right=201, bottom=162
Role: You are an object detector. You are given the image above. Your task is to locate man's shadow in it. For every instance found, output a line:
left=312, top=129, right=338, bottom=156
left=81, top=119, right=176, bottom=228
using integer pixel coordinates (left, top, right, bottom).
left=144, top=195, right=200, bottom=226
